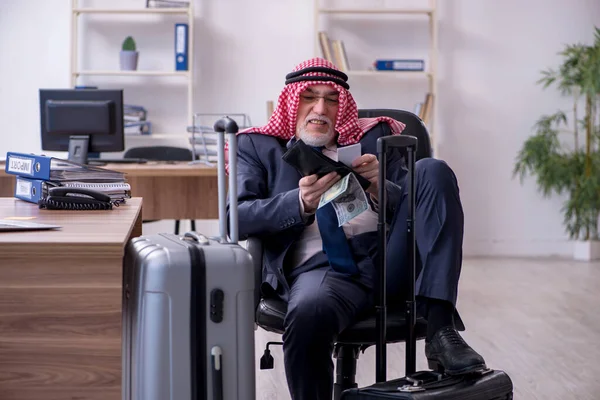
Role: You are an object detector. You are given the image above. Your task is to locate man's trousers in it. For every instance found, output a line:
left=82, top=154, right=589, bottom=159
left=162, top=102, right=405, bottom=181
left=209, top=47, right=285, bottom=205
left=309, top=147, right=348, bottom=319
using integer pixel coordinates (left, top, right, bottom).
left=281, top=158, right=465, bottom=400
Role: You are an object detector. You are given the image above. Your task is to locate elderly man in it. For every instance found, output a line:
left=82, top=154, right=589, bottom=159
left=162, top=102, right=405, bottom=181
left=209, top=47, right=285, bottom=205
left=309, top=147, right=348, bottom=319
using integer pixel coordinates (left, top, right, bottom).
left=230, top=58, right=486, bottom=399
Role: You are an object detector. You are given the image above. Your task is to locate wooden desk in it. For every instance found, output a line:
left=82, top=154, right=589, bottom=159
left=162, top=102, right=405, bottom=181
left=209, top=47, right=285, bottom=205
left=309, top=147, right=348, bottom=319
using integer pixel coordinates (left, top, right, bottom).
left=0, top=161, right=219, bottom=220
left=0, top=197, right=142, bottom=400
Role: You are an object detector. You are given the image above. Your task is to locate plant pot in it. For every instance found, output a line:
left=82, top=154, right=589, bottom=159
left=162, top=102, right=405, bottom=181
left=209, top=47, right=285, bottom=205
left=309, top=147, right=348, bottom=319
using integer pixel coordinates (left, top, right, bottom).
left=120, top=50, right=139, bottom=71
left=573, top=240, right=600, bottom=261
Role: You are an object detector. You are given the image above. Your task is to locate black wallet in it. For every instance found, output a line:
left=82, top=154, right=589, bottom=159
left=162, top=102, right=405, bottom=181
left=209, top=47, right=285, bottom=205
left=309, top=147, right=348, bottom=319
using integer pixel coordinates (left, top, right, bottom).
left=282, top=139, right=371, bottom=191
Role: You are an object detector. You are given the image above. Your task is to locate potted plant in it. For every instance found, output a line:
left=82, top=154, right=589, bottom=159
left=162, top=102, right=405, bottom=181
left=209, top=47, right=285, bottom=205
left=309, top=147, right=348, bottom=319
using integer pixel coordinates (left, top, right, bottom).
left=513, top=27, right=600, bottom=261
left=120, top=36, right=139, bottom=71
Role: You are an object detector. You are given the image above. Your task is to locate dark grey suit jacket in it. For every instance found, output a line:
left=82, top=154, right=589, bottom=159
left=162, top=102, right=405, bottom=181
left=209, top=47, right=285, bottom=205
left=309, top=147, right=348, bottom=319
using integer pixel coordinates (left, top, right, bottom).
left=230, top=122, right=407, bottom=301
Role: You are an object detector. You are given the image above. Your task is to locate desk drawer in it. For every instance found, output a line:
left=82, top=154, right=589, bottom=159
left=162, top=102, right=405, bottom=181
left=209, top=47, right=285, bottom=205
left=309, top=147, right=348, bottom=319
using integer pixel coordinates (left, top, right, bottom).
left=0, top=287, right=121, bottom=340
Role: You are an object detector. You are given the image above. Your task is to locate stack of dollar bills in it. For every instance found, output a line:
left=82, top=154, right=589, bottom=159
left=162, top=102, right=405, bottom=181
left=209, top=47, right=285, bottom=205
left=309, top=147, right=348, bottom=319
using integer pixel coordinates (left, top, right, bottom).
left=318, top=173, right=369, bottom=226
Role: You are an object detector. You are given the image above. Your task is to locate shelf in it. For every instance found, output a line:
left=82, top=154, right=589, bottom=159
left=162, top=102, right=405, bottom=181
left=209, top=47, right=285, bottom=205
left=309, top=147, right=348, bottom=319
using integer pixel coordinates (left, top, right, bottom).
left=318, top=8, right=433, bottom=15
left=73, top=70, right=190, bottom=77
left=73, top=8, right=190, bottom=15
left=314, top=0, right=439, bottom=155
left=346, top=70, right=431, bottom=78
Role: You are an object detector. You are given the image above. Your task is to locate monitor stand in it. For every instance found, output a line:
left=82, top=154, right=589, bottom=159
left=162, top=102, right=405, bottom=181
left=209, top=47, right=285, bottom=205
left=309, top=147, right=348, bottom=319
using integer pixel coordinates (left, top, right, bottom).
left=68, top=135, right=90, bottom=165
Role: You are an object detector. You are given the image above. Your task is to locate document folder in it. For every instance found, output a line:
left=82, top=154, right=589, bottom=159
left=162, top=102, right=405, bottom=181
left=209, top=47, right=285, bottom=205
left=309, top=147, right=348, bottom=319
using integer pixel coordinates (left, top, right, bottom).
left=5, top=152, right=125, bottom=182
left=14, top=176, right=57, bottom=204
left=175, top=23, right=188, bottom=71
left=6, top=152, right=53, bottom=180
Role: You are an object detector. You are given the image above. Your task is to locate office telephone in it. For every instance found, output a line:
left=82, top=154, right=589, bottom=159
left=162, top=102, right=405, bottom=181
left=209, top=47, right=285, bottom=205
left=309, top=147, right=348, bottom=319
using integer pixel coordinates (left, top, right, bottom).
left=38, top=187, right=114, bottom=210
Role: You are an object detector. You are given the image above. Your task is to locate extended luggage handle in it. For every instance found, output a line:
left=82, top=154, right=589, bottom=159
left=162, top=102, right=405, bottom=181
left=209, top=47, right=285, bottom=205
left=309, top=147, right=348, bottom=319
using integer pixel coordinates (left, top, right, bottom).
left=376, top=134, right=418, bottom=383
left=214, top=116, right=239, bottom=244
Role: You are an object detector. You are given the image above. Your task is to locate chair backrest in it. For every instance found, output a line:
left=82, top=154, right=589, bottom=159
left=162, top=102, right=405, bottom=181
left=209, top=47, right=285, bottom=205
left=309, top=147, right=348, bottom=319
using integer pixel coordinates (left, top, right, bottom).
left=358, top=109, right=432, bottom=160
left=123, top=146, right=193, bottom=161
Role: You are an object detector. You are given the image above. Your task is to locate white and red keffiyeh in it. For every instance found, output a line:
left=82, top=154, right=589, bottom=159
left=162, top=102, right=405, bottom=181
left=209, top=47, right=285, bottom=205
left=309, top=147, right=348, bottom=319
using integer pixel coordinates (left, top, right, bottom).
left=239, top=57, right=405, bottom=144
left=224, top=57, right=406, bottom=169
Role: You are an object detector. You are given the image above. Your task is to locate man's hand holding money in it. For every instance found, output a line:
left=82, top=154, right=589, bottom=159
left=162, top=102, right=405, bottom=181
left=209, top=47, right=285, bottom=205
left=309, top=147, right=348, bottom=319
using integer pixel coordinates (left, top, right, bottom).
left=302, top=150, right=381, bottom=227
left=351, top=154, right=380, bottom=199
left=299, top=172, right=341, bottom=214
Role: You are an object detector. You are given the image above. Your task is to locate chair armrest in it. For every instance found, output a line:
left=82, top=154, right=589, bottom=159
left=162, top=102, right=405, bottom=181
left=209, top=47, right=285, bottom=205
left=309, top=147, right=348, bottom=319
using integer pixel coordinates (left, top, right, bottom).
left=245, top=236, right=263, bottom=310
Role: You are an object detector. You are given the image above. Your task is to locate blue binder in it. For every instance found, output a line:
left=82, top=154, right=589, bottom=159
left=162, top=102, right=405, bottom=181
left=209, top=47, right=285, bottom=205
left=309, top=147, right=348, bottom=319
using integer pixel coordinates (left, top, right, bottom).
left=14, top=176, right=56, bottom=204
left=175, top=23, right=188, bottom=71
left=5, top=152, right=54, bottom=180
left=374, top=59, right=425, bottom=71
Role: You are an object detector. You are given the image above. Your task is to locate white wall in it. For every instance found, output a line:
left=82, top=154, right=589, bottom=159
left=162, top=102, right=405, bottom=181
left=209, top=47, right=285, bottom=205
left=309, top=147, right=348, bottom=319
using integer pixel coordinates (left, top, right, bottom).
left=437, top=0, right=600, bottom=257
left=1, top=0, right=599, bottom=257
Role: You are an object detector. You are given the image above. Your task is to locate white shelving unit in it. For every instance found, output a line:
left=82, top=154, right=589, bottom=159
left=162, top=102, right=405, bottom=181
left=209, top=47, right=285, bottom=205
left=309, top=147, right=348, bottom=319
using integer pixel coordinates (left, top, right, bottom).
left=69, top=0, right=195, bottom=139
left=317, top=8, right=433, bottom=15
left=346, top=70, right=431, bottom=79
left=74, top=70, right=190, bottom=77
left=313, top=0, right=438, bottom=154
left=72, top=7, right=191, bottom=14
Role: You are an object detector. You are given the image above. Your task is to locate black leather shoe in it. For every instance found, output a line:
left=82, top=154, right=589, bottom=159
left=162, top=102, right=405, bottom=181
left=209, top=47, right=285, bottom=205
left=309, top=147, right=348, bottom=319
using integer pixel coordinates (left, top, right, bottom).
left=424, top=326, right=487, bottom=375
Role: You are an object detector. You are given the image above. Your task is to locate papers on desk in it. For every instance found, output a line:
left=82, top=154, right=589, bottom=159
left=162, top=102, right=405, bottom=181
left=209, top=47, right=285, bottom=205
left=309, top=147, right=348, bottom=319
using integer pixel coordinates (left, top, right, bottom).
left=0, top=219, right=61, bottom=232
left=51, top=162, right=125, bottom=182
left=60, top=181, right=131, bottom=201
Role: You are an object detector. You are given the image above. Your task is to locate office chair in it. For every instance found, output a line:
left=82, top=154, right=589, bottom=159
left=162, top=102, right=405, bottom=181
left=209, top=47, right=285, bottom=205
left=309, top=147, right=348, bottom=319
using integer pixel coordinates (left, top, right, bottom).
left=123, top=146, right=196, bottom=234
left=247, top=109, right=465, bottom=400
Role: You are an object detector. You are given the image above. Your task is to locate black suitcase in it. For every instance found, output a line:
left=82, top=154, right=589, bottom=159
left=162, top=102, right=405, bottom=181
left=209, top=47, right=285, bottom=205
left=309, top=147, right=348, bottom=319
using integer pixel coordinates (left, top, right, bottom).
left=341, top=135, right=513, bottom=399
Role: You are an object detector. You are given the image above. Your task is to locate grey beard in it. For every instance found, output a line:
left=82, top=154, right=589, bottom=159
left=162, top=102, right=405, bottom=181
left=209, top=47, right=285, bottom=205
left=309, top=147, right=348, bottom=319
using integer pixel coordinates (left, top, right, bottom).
left=297, top=124, right=335, bottom=147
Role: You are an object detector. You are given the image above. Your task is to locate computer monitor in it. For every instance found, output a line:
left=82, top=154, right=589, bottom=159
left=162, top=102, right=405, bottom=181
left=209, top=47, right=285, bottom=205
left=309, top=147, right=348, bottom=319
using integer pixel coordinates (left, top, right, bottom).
left=39, top=89, right=124, bottom=165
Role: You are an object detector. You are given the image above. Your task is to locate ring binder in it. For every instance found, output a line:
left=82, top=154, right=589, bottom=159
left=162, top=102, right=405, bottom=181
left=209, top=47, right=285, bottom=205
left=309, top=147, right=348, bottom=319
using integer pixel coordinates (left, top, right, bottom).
left=5, top=152, right=126, bottom=182
left=8, top=152, right=132, bottom=206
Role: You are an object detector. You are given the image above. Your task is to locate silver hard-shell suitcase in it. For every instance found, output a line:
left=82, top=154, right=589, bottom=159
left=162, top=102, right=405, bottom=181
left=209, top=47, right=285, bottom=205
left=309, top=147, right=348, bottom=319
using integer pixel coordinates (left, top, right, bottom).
left=122, top=117, right=256, bottom=400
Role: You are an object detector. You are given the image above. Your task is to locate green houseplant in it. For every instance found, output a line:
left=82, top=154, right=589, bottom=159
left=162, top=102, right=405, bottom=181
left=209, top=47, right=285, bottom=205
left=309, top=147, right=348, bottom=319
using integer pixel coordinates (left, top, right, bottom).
left=513, top=27, right=600, bottom=260
left=120, top=36, right=139, bottom=71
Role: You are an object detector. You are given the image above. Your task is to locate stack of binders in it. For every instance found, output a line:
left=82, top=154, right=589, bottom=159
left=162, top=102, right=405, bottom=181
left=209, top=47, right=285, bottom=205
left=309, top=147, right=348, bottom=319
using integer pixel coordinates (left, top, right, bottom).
left=5, top=152, right=132, bottom=205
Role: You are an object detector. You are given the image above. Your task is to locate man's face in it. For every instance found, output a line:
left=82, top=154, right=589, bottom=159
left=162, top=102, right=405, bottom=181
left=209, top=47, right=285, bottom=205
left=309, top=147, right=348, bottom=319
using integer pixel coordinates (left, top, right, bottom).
left=295, top=84, right=340, bottom=147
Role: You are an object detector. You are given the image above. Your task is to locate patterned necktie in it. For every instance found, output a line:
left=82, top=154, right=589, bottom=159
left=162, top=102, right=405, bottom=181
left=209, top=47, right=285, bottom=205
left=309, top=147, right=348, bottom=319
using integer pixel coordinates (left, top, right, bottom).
left=308, top=144, right=359, bottom=276
left=316, top=202, right=359, bottom=275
